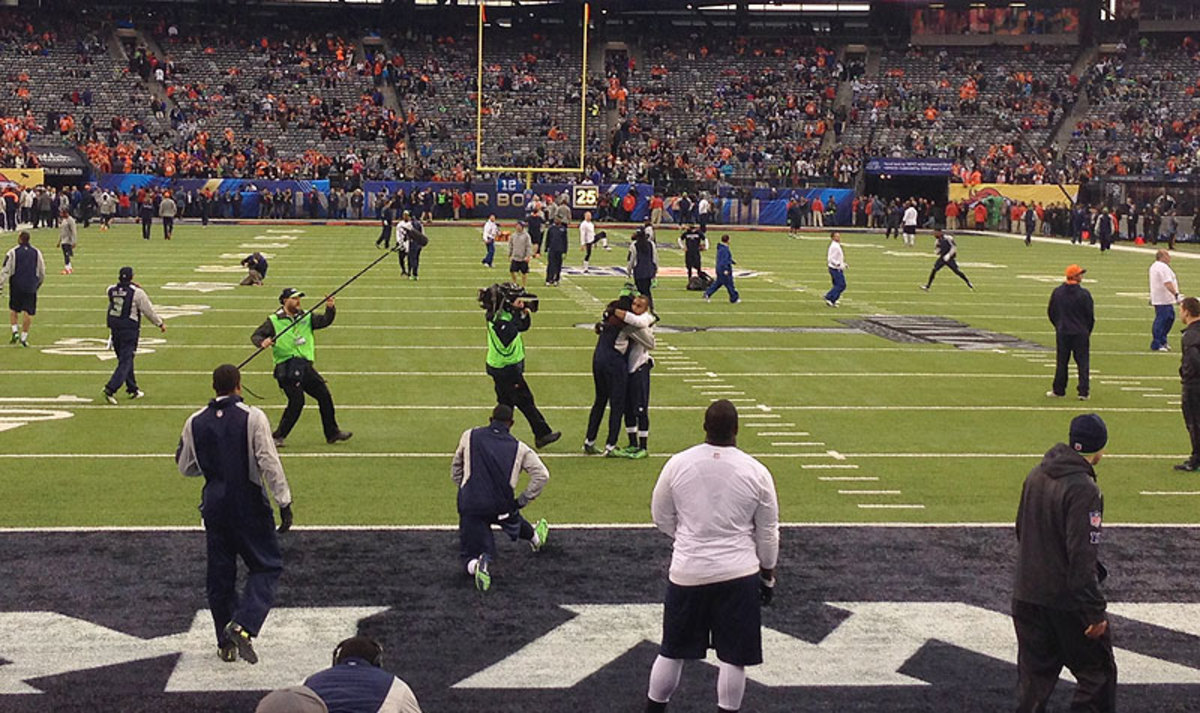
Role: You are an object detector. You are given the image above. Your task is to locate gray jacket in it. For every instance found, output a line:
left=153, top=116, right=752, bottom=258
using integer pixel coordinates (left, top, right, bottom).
left=509, top=229, right=532, bottom=261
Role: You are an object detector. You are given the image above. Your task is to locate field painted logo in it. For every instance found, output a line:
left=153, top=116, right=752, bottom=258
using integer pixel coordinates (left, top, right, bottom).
left=0, top=395, right=89, bottom=433
left=454, top=602, right=1200, bottom=689
left=194, top=265, right=250, bottom=273
left=156, top=304, right=212, bottom=321
left=0, top=607, right=386, bottom=694
left=41, top=337, right=166, bottom=360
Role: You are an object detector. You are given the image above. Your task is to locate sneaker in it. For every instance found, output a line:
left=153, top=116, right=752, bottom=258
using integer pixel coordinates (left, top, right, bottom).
left=1045, top=391, right=1064, bottom=398
left=968, top=284, right=975, bottom=291
left=626, top=447, right=648, bottom=460
left=824, top=299, right=836, bottom=307
left=919, top=285, right=929, bottom=291
left=535, top=431, right=562, bottom=449
left=103, top=391, right=118, bottom=405
left=19, top=339, right=28, bottom=348
left=531, top=518, right=549, bottom=552
left=218, top=641, right=238, bottom=663
left=326, top=431, right=353, bottom=444
left=1078, top=394, right=1089, bottom=401
left=8, top=332, right=17, bottom=344
left=474, top=554, right=492, bottom=592
left=605, top=446, right=633, bottom=459
left=128, top=389, right=145, bottom=400
left=583, top=442, right=602, bottom=455
left=1174, top=462, right=1198, bottom=472
left=222, top=621, right=258, bottom=664
left=703, top=294, right=711, bottom=302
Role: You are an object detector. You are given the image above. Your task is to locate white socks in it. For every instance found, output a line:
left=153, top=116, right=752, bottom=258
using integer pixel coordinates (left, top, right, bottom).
left=647, top=655, right=683, bottom=703
left=717, top=662, right=746, bottom=711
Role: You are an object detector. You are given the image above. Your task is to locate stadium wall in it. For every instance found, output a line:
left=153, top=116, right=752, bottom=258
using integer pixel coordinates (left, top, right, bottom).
left=95, top=175, right=854, bottom=226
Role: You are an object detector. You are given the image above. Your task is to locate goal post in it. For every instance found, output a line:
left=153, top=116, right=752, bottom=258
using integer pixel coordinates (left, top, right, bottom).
left=475, top=3, right=589, bottom=174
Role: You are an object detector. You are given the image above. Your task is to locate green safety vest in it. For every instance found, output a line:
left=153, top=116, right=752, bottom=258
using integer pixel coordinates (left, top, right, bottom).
left=269, top=311, right=316, bottom=364
left=486, top=311, right=525, bottom=369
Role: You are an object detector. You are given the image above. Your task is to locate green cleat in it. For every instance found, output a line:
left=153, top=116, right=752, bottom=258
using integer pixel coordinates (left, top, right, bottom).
left=474, top=554, right=492, bottom=592
left=627, top=447, right=648, bottom=460
left=8, top=332, right=17, bottom=344
left=222, top=621, right=258, bottom=664
left=532, top=518, right=549, bottom=552
left=217, top=642, right=238, bottom=663
left=605, top=446, right=635, bottom=459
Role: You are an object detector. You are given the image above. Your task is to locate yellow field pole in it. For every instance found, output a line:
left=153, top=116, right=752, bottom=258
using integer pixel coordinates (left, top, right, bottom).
left=578, top=3, right=590, bottom=174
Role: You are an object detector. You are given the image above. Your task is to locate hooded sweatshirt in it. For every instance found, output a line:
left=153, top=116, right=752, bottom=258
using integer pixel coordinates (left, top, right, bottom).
left=1013, top=443, right=1107, bottom=624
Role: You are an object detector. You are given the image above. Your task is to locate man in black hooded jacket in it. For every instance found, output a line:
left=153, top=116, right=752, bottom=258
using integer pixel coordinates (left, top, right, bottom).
left=1012, top=413, right=1115, bottom=713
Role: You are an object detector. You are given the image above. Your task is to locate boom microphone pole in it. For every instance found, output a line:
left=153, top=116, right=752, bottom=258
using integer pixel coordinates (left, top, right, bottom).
left=236, top=235, right=420, bottom=371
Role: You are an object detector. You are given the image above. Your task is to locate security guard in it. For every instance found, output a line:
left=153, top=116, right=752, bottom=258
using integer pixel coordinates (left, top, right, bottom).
left=103, top=266, right=165, bottom=404
left=484, top=287, right=561, bottom=449
left=176, top=364, right=293, bottom=665
left=251, top=287, right=352, bottom=446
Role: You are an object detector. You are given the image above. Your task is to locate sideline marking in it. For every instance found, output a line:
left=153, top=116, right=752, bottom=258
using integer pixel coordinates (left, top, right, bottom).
left=819, top=477, right=880, bottom=482
left=839, top=490, right=902, bottom=495
left=1140, top=491, right=1200, bottom=496
left=3, top=522, right=1199, bottom=532
left=802, top=464, right=859, bottom=469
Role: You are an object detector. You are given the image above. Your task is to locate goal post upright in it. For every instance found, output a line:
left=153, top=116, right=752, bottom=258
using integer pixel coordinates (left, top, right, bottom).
left=475, top=3, right=590, bottom=177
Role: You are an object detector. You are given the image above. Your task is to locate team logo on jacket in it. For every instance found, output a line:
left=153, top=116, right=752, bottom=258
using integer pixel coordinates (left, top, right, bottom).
left=1089, top=511, right=1103, bottom=528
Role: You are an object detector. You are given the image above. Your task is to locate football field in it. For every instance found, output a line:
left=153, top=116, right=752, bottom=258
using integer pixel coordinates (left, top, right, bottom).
left=2, top=219, right=1199, bottom=526
left=3, top=219, right=1200, bottom=712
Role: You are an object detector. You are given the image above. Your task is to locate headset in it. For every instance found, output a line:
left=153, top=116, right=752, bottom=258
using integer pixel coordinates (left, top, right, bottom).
left=332, top=636, right=384, bottom=668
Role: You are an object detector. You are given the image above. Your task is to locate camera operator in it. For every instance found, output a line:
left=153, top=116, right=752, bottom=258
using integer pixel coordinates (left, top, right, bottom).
left=481, top=284, right=561, bottom=450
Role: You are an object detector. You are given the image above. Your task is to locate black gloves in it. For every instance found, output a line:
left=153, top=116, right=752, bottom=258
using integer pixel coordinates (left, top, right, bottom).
left=759, top=573, right=775, bottom=607
left=278, top=504, right=293, bottom=533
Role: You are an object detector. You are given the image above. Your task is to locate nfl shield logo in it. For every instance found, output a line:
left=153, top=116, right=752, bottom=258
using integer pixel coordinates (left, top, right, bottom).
left=1089, top=511, right=1102, bottom=528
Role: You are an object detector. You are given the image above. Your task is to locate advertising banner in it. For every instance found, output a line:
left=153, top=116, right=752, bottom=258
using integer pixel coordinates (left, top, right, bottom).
left=949, top=183, right=1079, bottom=205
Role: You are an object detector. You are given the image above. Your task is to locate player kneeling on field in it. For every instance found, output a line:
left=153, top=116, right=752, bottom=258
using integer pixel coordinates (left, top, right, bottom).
left=451, top=404, right=551, bottom=592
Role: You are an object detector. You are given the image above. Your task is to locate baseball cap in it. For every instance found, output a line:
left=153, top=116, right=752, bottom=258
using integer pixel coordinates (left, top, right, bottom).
left=118, top=266, right=134, bottom=282
left=255, top=686, right=327, bottom=713
left=1069, top=413, right=1108, bottom=454
left=279, top=287, right=305, bottom=304
left=1065, top=264, right=1086, bottom=281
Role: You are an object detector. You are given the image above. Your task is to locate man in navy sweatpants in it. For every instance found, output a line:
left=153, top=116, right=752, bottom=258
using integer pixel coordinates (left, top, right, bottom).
left=704, top=234, right=740, bottom=304
left=177, top=364, right=294, bottom=664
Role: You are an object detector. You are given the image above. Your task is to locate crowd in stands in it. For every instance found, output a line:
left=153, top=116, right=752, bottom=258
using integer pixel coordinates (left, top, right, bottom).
left=0, top=2, right=1196, bottom=203
left=1064, top=35, right=1200, bottom=179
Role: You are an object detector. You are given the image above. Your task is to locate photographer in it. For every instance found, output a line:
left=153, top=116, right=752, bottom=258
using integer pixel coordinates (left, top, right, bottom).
left=481, top=284, right=561, bottom=450
left=240, top=252, right=268, bottom=287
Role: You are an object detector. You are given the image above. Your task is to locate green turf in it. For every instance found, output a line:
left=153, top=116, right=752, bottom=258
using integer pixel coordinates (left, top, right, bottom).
left=2, top=220, right=1198, bottom=526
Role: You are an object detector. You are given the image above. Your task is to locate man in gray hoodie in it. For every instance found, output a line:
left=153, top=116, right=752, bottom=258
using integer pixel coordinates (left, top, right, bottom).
left=1012, top=413, right=1115, bottom=713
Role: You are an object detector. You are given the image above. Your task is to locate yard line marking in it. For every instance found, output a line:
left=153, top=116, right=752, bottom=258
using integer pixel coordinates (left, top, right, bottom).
left=801, top=464, right=859, bottom=469
left=839, top=490, right=902, bottom=495
left=0, top=395, right=93, bottom=403
left=1140, top=491, right=1200, bottom=496
left=741, top=414, right=781, bottom=419
left=702, top=392, right=745, bottom=396
left=1122, top=387, right=1163, bottom=392
left=757, top=432, right=811, bottom=436
left=771, top=441, right=825, bottom=446
left=818, top=476, right=879, bottom=482
left=746, top=422, right=796, bottom=427
left=857, top=504, right=926, bottom=510
left=6, top=522, right=1197, bottom=532
left=827, top=450, right=846, bottom=460
left=726, top=398, right=757, bottom=402
left=18, top=370, right=1138, bottom=379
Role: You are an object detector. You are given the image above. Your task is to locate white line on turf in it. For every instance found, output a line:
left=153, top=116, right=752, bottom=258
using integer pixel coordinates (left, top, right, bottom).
left=801, top=464, right=859, bottom=469
left=5, top=522, right=1196, bottom=532
left=12, top=403, right=1180, bottom=414
left=818, top=477, right=879, bottom=482
left=771, top=442, right=825, bottom=446
left=839, top=490, right=902, bottom=495
left=6, top=451, right=1184, bottom=459
left=857, top=504, right=926, bottom=509
left=1140, top=491, right=1200, bottom=496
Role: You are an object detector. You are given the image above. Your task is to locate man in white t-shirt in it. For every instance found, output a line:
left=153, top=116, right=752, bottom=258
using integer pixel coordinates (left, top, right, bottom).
left=823, top=231, right=846, bottom=307
left=481, top=215, right=499, bottom=268
left=1149, top=249, right=1182, bottom=351
left=901, top=202, right=919, bottom=247
left=579, top=211, right=596, bottom=272
left=645, top=400, right=780, bottom=713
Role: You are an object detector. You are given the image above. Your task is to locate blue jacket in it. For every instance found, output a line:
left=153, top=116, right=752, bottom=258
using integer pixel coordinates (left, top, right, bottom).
left=2, top=243, right=44, bottom=293
left=715, top=242, right=735, bottom=271
left=305, top=658, right=423, bottom=713
left=452, top=420, right=549, bottom=516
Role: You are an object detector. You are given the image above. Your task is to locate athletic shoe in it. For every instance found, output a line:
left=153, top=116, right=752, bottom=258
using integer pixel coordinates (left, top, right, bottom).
left=1174, top=462, right=1198, bottom=472
left=273, top=436, right=286, bottom=448
left=8, top=332, right=17, bottom=344
left=583, top=442, right=602, bottom=455
left=824, top=299, right=836, bottom=307
left=222, top=622, right=258, bottom=664
left=128, top=390, right=145, bottom=400
left=531, top=518, right=549, bottom=552
left=1045, top=391, right=1064, bottom=398
left=474, top=554, right=492, bottom=592
left=968, top=284, right=975, bottom=291
left=535, top=431, right=561, bottom=449
left=605, top=446, right=633, bottom=459
left=919, top=285, right=929, bottom=291
left=626, top=447, right=648, bottom=460
left=326, top=431, right=353, bottom=444
left=103, top=391, right=118, bottom=405
left=1078, top=394, right=1089, bottom=401
left=218, top=642, right=238, bottom=663
left=19, top=339, right=28, bottom=348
